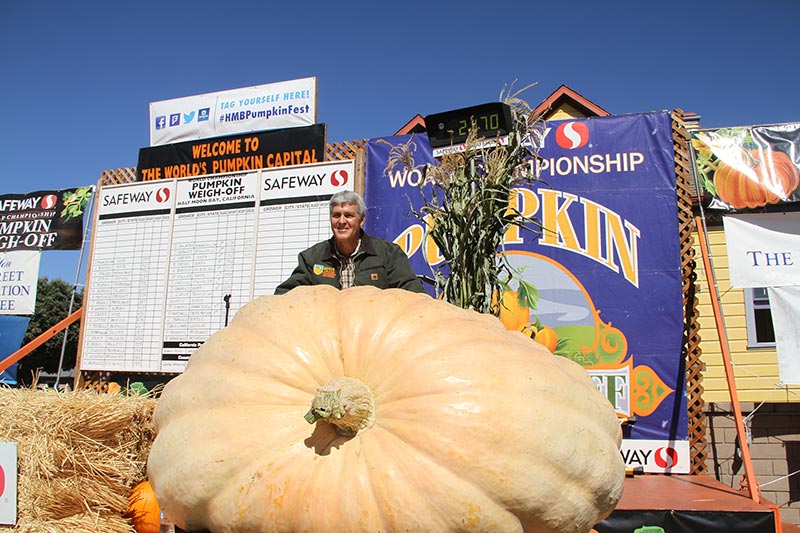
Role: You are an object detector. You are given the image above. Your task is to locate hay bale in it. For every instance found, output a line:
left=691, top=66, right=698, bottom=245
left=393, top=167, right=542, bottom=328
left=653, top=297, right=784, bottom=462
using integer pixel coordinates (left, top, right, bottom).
left=0, top=387, right=157, bottom=533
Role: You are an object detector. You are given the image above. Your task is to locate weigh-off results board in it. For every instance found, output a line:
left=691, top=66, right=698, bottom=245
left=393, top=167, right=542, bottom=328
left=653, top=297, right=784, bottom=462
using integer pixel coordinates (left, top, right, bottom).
left=79, top=160, right=355, bottom=373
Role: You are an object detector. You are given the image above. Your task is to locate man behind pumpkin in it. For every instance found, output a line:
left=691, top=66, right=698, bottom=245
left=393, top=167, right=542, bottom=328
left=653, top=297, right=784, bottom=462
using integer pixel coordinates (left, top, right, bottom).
left=274, top=190, right=425, bottom=294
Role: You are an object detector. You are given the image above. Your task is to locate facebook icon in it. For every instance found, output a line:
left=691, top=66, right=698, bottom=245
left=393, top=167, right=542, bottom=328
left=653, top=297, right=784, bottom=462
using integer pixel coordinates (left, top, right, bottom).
left=155, top=116, right=167, bottom=130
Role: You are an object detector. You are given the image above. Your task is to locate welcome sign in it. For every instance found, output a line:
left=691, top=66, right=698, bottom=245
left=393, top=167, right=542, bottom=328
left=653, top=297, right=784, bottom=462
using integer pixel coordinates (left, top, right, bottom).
left=364, top=112, right=687, bottom=470
left=137, top=124, right=326, bottom=181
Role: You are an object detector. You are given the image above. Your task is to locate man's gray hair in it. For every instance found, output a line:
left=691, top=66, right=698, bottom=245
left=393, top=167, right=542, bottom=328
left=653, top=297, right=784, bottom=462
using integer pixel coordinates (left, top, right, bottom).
left=329, top=190, right=366, bottom=217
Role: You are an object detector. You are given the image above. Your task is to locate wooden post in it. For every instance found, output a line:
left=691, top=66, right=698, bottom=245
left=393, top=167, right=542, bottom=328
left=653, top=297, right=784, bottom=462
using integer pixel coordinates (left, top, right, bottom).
left=694, top=216, right=761, bottom=503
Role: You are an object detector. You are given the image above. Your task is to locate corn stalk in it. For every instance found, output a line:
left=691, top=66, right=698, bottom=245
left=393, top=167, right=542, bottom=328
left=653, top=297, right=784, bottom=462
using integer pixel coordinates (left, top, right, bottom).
left=386, top=83, right=543, bottom=315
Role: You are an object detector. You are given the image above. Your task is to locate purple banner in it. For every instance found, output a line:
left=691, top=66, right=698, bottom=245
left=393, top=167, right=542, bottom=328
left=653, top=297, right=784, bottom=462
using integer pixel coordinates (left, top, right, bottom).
left=365, top=112, right=687, bottom=448
left=0, top=315, right=32, bottom=385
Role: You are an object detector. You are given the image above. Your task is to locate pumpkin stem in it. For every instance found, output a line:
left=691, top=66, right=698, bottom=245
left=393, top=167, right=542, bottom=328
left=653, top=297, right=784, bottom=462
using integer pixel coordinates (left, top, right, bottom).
left=304, top=377, right=375, bottom=437
left=742, top=148, right=760, bottom=169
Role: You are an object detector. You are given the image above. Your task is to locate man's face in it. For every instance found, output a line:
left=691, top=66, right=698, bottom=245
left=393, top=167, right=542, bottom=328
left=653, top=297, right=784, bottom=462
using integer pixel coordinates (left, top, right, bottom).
left=330, top=203, right=364, bottom=243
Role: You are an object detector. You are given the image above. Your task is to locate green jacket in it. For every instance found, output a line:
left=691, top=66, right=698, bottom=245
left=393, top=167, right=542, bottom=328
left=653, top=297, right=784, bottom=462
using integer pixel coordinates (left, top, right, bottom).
left=274, top=232, right=425, bottom=295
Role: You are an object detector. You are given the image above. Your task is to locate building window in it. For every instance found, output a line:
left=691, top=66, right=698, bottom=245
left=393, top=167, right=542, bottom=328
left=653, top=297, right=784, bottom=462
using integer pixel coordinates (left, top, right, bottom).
left=744, top=287, right=775, bottom=348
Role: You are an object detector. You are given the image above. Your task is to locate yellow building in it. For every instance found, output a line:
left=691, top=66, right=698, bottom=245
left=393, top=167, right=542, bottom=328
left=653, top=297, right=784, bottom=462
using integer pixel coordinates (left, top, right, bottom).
left=694, top=223, right=800, bottom=403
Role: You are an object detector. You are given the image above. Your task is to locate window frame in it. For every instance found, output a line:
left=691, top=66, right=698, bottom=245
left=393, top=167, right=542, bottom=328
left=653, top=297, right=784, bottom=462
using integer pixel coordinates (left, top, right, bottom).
left=743, top=287, right=776, bottom=349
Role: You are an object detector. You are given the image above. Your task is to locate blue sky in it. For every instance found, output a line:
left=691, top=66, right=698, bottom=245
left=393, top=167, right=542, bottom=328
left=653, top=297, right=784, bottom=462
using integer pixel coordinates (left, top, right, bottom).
left=2, top=0, right=798, bottom=283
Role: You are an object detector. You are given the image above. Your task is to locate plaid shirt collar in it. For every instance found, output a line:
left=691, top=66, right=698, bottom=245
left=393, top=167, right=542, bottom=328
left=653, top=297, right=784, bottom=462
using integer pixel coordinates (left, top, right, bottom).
left=335, top=239, right=362, bottom=289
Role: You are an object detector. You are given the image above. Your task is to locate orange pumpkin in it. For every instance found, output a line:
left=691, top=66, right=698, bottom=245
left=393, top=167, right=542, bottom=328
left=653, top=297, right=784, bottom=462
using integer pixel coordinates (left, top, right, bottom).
left=519, top=321, right=538, bottom=339
left=715, top=148, right=799, bottom=208
left=126, top=480, right=161, bottom=533
left=534, top=325, right=559, bottom=352
left=494, top=290, right=530, bottom=331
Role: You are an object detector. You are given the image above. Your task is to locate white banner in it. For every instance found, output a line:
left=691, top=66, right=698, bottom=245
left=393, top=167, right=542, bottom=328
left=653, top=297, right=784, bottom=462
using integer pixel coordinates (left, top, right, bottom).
left=0, top=251, right=40, bottom=315
left=768, top=286, right=800, bottom=385
left=0, top=442, right=17, bottom=525
left=723, top=212, right=800, bottom=288
left=149, top=77, right=317, bottom=146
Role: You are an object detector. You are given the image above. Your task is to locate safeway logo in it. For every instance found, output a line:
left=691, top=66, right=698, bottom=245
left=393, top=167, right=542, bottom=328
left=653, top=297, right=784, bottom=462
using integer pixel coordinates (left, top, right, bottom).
left=654, top=446, right=679, bottom=469
left=619, top=439, right=689, bottom=473
left=330, top=169, right=349, bottom=187
left=41, top=195, right=58, bottom=209
left=0, top=463, right=5, bottom=497
left=555, top=121, right=589, bottom=150
left=156, top=187, right=171, bottom=203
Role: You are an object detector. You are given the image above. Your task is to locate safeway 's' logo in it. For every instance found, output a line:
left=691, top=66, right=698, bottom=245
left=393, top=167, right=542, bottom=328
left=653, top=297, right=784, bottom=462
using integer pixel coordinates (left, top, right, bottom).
left=654, top=446, right=679, bottom=468
left=330, top=169, right=349, bottom=187
left=555, top=121, right=589, bottom=149
left=41, top=195, right=58, bottom=209
left=156, top=187, right=171, bottom=203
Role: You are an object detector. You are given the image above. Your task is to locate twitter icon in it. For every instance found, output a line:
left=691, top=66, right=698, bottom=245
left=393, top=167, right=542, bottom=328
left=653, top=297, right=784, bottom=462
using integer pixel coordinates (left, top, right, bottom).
left=183, top=111, right=196, bottom=124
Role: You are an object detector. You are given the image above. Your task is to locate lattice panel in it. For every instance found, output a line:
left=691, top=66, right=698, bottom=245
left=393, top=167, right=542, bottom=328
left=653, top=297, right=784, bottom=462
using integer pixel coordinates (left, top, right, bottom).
left=79, top=371, right=114, bottom=392
left=326, top=139, right=367, bottom=161
left=99, top=168, right=137, bottom=186
left=672, top=110, right=708, bottom=474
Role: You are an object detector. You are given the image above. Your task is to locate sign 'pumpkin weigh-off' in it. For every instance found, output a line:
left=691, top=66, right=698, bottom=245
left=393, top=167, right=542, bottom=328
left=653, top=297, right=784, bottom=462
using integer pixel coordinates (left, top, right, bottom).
left=147, top=285, right=624, bottom=533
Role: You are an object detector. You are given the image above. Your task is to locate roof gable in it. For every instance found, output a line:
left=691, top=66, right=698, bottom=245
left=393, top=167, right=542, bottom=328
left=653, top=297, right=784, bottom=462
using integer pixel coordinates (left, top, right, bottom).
left=394, top=114, right=427, bottom=135
left=532, top=84, right=609, bottom=120
left=396, top=85, right=608, bottom=137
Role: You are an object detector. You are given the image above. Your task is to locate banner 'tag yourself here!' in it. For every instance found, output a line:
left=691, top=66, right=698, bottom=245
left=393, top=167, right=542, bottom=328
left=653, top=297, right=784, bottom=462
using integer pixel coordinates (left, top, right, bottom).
left=0, top=188, right=91, bottom=251
left=150, top=77, right=317, bottom=147
left=364, top=112, right=687, bottom=468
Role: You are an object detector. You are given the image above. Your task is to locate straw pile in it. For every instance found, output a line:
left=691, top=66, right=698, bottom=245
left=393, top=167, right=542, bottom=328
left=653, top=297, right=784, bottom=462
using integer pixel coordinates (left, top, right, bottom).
left=0, top=387, right=157, bottom=533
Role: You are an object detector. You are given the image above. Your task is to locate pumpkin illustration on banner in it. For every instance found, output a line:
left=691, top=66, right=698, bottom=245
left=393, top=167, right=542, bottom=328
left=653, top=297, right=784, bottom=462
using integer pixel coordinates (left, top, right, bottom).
left=501, top=251, right=675, bottom=420
left=147, top=285, right=624, bottom=533
left=692, top=128, right=800, bottom=209
left=494, top=289, right=530, bottom=330
left=714, top=148, right=799, bottom=208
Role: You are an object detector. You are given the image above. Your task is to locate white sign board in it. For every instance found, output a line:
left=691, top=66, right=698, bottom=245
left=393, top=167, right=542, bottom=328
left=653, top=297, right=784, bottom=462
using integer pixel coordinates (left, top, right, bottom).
left=149, top=78, right=317, bottom=146
left=81, top=181, right=175, bottom=372
left=0, top=442, right=17, bottom=525
left=619, top=438, right=690, bottom=474
left=723, top=212, right=800, bottom=288
left=0, top=251, right=40, bottom=315
left=80, top=160, right=355, bottom=373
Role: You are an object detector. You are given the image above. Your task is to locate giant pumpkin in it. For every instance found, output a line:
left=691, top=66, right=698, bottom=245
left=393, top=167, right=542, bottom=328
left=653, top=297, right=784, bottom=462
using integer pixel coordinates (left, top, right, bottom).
left=147, top=285, right=624, bottom=533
